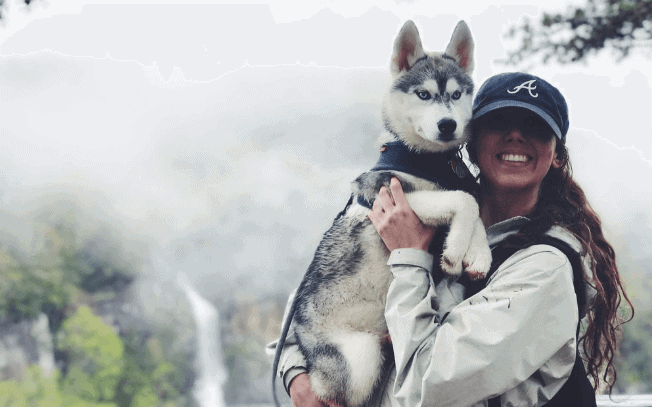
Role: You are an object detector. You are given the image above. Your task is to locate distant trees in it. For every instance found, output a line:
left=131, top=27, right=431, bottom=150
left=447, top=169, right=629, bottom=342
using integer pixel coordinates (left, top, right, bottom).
left=504, top=0, right=652, bottom=64
left=58, top=306, right=125, bottom=404
left=0, top=217, right=195, bottom=406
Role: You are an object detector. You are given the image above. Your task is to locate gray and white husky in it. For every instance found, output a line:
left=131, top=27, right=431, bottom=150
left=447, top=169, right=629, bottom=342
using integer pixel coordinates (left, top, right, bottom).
left=272, top=20, right=492, bottom=407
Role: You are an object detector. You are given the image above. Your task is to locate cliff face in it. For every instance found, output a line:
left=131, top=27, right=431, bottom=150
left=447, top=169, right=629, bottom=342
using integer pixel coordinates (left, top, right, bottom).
left=0, top=313, right=55, bottom=382
left=221, top=292, right=287, bottom=405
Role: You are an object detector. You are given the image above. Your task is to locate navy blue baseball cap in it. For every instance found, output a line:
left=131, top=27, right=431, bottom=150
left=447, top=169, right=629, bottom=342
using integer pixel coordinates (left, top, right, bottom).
left=472, top=72, right=569, bottom=143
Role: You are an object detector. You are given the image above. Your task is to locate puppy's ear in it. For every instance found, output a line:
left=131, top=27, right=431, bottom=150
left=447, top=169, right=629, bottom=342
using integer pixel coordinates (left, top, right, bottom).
left=390, top=20, right=426, bottom=76
left=444, top=21, right=474, bottom=75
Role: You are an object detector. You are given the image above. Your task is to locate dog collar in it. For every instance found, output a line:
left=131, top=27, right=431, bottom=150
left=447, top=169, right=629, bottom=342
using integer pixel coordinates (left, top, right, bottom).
left=357, top=141, right=477, bottom=208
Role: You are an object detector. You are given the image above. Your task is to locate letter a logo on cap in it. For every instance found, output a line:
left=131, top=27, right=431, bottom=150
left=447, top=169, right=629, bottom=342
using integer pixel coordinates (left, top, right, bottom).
left=507, top=80, right=538, bottom=97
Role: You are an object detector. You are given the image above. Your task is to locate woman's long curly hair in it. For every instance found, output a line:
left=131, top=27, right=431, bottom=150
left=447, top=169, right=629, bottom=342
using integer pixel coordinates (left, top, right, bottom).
left=466, top=127, right=634, bottom=393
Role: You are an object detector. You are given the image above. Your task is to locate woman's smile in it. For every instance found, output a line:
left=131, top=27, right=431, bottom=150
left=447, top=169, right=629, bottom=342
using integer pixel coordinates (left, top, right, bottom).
left=498, top=152, right=531, bottom=163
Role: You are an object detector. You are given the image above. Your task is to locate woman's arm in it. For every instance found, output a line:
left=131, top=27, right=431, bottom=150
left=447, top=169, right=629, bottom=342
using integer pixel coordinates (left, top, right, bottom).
left=385, top=247, right=577, bottom=406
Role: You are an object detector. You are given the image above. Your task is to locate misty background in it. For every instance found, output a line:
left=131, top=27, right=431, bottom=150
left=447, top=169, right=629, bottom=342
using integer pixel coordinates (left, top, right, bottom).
left=0, top=0, right=651, bottom=403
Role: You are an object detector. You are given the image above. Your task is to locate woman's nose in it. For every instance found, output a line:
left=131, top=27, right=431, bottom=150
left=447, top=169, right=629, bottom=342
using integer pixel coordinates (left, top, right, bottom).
left=504, top=126, right=526, bottom=142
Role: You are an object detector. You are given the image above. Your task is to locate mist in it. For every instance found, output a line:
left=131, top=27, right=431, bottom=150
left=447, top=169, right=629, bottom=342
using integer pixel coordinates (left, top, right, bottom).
left=1, top=49, right=650, bottom=308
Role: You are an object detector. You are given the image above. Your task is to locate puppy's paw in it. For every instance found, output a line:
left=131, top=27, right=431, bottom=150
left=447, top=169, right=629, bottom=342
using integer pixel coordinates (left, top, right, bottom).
left=441, top=251, right=464, bottom=277
left=462, top=242, right=492, bottom=278
left=462, top=264, right=485, bottom=281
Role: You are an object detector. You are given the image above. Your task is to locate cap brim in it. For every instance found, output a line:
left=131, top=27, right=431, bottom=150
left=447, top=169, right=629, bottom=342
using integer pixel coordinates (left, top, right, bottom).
left=473, top=100, right=563, bottom=141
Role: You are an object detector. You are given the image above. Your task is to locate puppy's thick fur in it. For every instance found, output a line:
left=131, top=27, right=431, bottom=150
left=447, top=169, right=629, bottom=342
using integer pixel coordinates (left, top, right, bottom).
left=272, top=20, right=491, bottom=407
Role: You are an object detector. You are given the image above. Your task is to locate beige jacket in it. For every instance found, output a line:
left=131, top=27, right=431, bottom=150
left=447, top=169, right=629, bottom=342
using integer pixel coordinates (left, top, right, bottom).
left=267, top=217, right=591, bottom=407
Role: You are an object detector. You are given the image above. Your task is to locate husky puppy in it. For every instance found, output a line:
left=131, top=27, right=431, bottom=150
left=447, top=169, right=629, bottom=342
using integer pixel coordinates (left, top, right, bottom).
left=272, top=20, right=491, bottom=407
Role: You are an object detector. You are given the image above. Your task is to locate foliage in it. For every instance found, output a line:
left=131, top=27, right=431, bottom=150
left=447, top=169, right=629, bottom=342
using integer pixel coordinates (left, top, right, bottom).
left=115, top=329, right=194, bottom=407
left=504, top=0, right=652, bottom=64
left=0, top=245, right=78, bottom=323
left=0, top=312, right=194, bottom=406
left=57, top=306, right=125, bottom=402
left=613, top=261, right=652, bottom=393
left=0, top=380, right=27, bottom=407
left=0, top=212, right=177, bottom=403
left=60, top=391, right=119, bottom=407
left=617, top=308, right=652, bottom=392
left=0, top=364, right=123, bottom=407
left=0, top=215, right=195, bottom=406
left=0, top=220, right=137, bottom=328
left=0, top=366, right=63, bottom=407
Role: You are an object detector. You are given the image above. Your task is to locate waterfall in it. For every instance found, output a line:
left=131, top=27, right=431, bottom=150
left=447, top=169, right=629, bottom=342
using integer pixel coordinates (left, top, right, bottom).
left=178, top=273, right=227, bottom=407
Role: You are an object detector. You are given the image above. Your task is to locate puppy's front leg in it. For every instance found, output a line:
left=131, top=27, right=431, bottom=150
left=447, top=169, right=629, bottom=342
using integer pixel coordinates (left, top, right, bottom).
left=404, top=190, right=488, bottom=277
left=463, top=218, right=492, bottom=277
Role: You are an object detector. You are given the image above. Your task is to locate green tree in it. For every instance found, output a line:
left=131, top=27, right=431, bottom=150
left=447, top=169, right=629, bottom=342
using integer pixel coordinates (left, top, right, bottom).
left=115, top=330, right=192, bottom=407
left=504, top=0, right=652, bottom=64
left=0, top=366, right=63, bottom=407
left=0, top=243, right=79, bottom=324
left=0, top=218, right=139, bottom=327
left=57, top=306, right=125, bottom=402
left=618, top=309, right=652, bottom=392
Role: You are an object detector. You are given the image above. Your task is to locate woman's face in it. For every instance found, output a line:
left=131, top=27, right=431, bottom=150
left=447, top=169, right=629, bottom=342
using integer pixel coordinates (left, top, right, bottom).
left=475, top=108, right=561, bottom=193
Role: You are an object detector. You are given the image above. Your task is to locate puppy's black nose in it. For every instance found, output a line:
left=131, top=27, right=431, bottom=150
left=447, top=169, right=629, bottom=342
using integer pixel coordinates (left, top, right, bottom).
left=438, top=119, right=457, bottom=134
left=438, top=119, right=457, bottom=140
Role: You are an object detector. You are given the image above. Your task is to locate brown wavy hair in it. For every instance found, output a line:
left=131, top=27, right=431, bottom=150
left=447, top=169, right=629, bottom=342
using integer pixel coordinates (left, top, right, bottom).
left=466, top=128, right=634, bottom=393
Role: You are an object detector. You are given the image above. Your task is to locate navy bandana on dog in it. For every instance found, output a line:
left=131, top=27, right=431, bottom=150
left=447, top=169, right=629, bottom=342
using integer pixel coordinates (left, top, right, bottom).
left=356, top=141, right=478, bottom=209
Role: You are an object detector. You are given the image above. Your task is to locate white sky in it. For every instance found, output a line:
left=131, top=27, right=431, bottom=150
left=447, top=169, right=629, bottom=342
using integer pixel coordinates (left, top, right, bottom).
left=1, top=0, right=651, bottom=295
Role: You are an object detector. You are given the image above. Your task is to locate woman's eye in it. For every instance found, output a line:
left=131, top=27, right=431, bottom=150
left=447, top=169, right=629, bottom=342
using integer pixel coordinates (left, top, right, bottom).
left=416, top=90, right=431, bottom=100
left=451, top=90, right=461, bottom=100
left=481, top=114, right=509, bottom=130
left=523, top=116, right=548, bottom=130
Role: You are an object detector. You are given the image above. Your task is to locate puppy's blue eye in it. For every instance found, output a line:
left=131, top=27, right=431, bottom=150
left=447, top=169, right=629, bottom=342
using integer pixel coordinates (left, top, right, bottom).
left=452, top=90, right=461, bottom=100
left=416, top=90, right=431, bottom=100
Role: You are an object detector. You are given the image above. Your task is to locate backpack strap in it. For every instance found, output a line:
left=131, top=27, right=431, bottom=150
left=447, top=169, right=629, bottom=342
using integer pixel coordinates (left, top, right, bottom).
left=460, top=235, right=586, bottom=321
left=458, top=234, right=596, bottom=407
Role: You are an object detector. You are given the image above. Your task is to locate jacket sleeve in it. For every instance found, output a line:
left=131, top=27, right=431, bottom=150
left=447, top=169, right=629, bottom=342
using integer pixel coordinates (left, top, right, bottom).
left=385, top=246, right=578, bottom=407
left=265, top=289, right=308, bottom=394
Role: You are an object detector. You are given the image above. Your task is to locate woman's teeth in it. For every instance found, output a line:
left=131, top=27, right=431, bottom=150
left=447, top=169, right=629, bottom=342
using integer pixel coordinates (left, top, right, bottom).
left=500, top=154, right=528, bottom=162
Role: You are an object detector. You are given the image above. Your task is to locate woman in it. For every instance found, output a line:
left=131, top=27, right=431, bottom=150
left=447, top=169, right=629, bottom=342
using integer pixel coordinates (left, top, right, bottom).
left=276, top=72, right=633, bottom=406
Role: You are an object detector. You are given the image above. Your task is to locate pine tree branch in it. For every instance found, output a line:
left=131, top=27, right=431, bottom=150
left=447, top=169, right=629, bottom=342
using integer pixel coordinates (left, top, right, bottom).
left=503, top=0, right=652, bottom=65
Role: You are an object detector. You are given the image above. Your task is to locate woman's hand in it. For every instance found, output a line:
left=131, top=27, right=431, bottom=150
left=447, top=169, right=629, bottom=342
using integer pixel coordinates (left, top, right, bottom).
left=289, top=373, right=342, bottom=407
left=368, top=177, right=436, bottom=252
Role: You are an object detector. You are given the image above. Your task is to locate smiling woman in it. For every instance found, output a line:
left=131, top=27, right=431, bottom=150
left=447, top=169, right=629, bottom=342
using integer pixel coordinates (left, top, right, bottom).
left=364, top=72, right=634, bottom=406
left=472, top=107, right=562, bottom=226
left=465, top=73, right=635, bottom=398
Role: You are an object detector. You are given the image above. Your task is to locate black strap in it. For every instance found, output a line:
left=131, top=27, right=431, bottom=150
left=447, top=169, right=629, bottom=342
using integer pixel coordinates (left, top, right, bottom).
left=460, top=235, right=596, bottom=407
left=460, top=235, right=586, bottom=320
left=546, top=353, right=597, bottom=407
left=488, top=395, right=501, bottom=407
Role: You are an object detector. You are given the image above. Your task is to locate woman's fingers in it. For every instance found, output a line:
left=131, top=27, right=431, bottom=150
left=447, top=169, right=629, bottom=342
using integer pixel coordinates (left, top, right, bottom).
left=368, top=177, right=436, bottom=252
left=322, top=400, right=344, bottom=407
left=289, top=373, right=331, bottom=407
left=377, top=184, right=395, bottom=209
left=371, top=195, right=383, bottom=213
left=376, top=177, right=403, bottom=212
left=389, top=177, right=407, bottom=207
